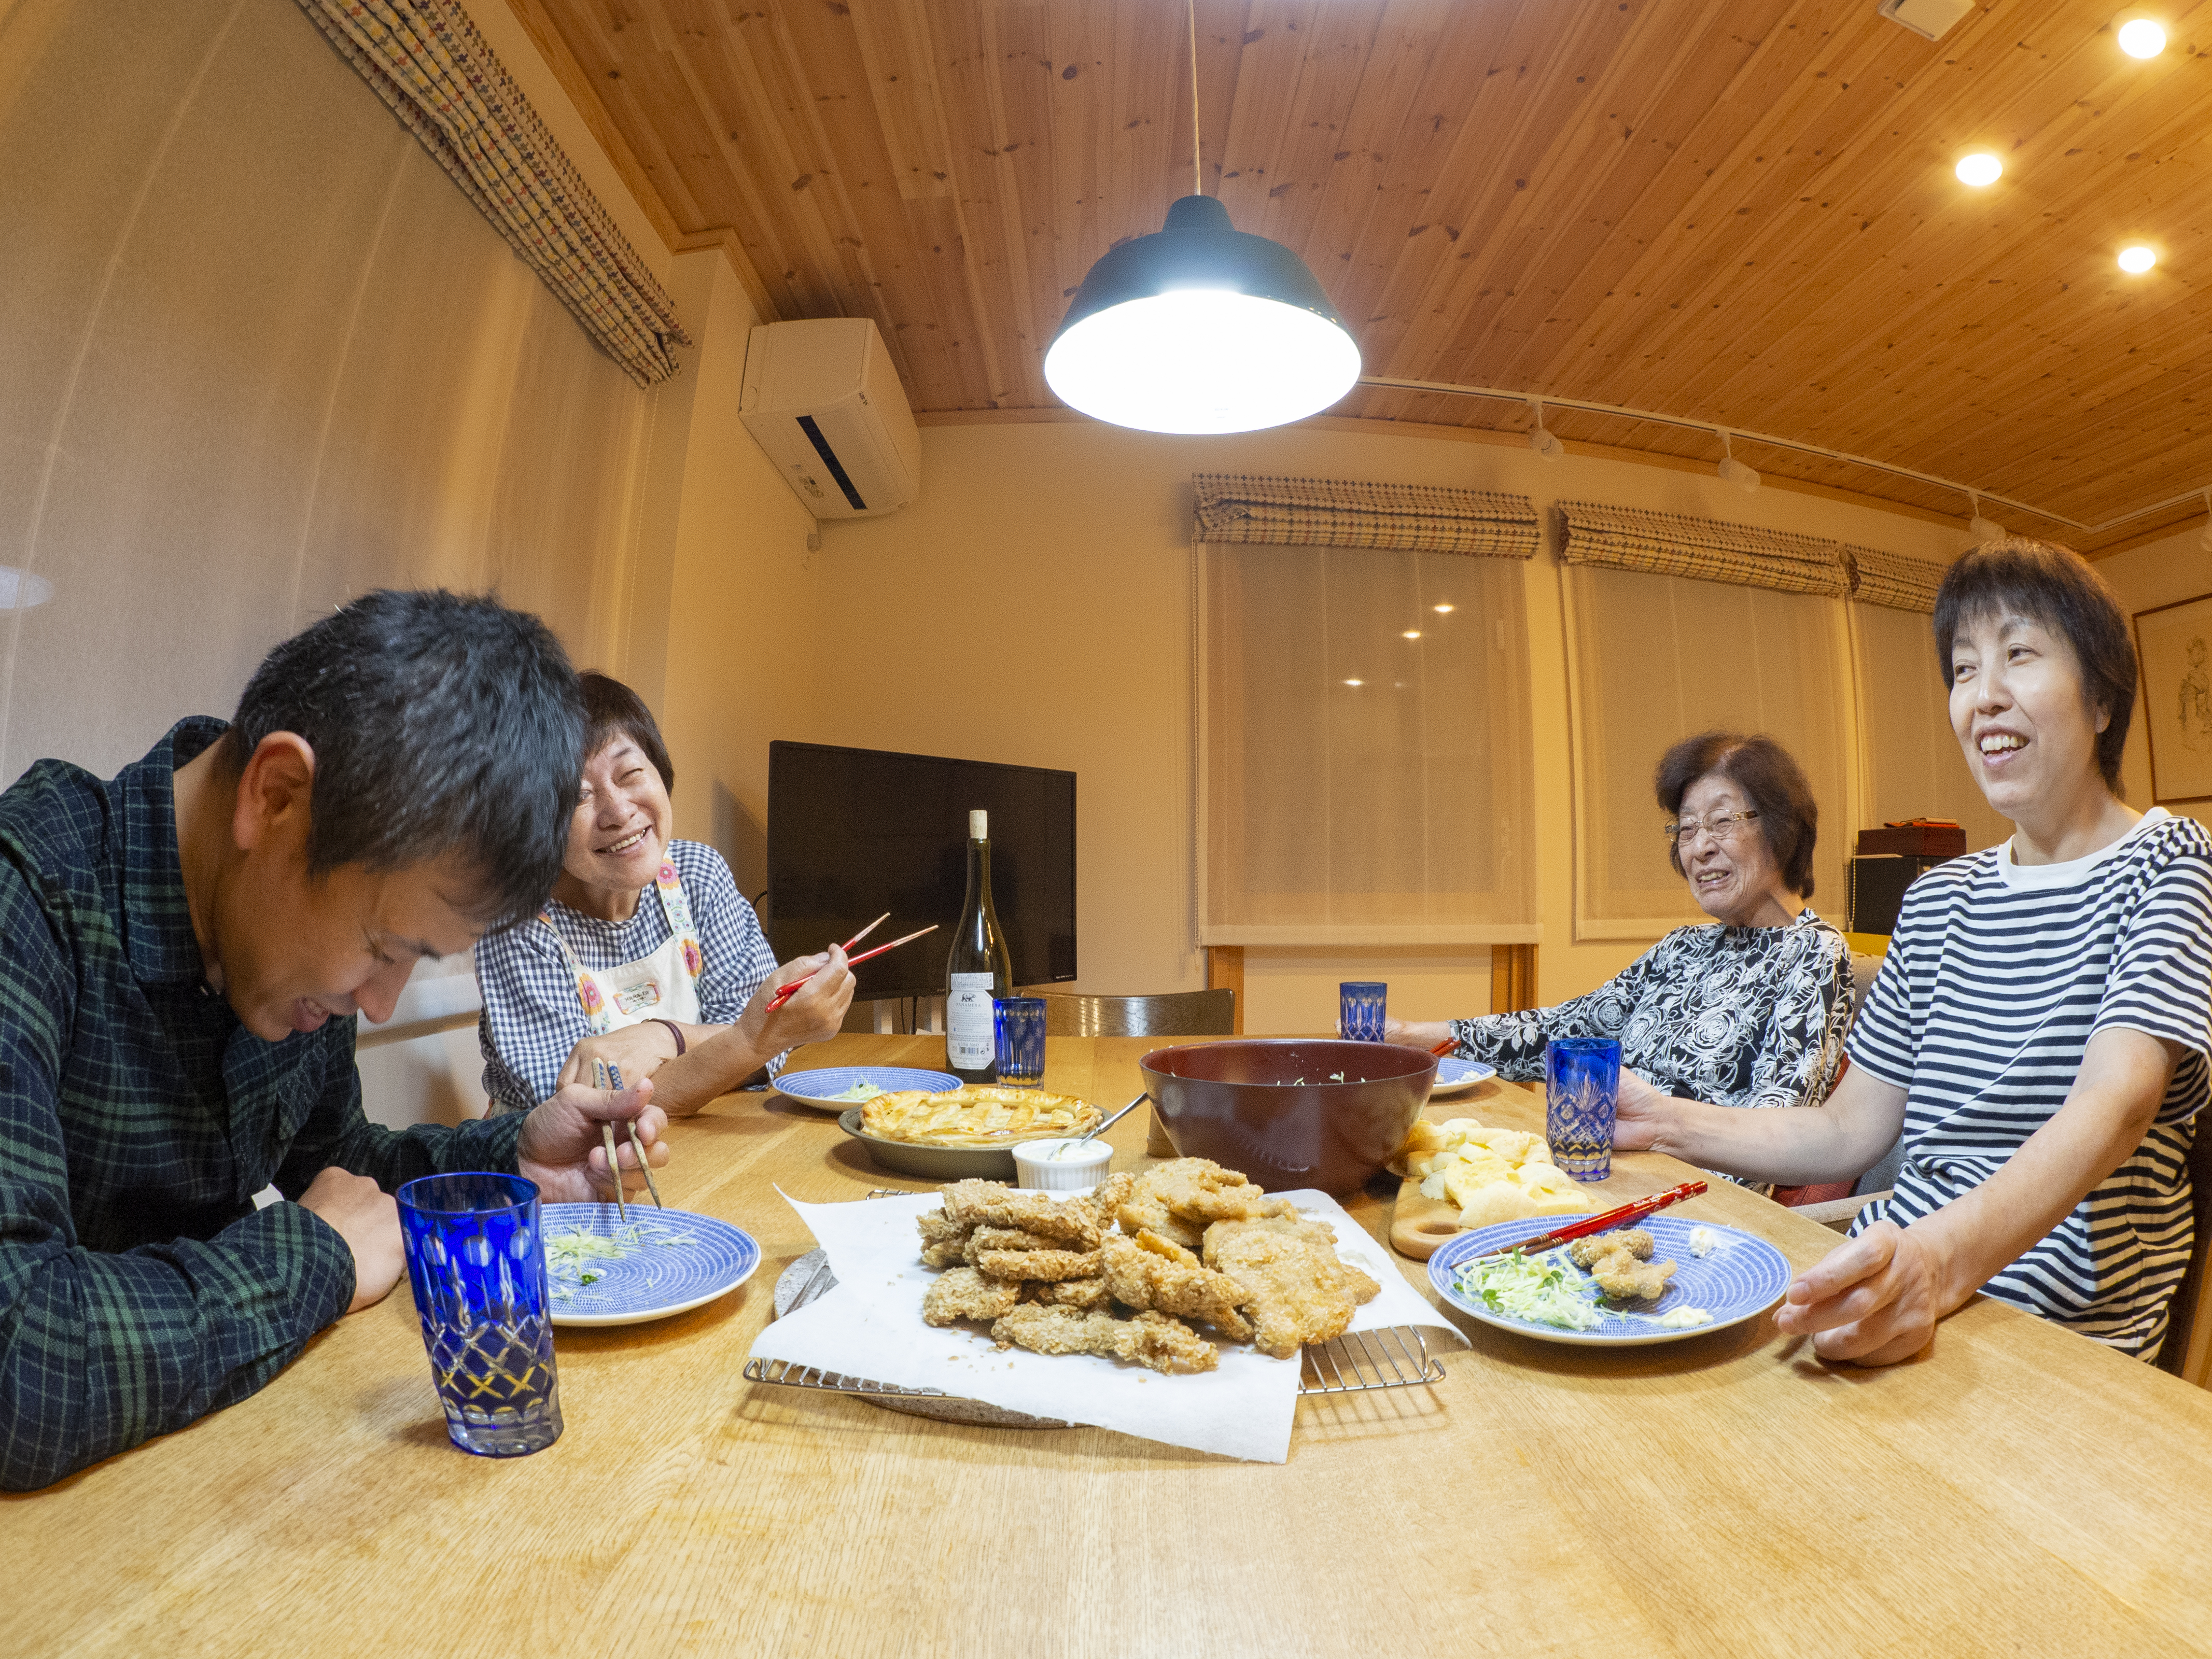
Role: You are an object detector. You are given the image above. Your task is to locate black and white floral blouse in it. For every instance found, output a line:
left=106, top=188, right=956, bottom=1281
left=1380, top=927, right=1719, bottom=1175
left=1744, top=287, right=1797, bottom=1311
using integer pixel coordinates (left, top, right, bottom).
left=1451, top=911, right=1854, bottom=1124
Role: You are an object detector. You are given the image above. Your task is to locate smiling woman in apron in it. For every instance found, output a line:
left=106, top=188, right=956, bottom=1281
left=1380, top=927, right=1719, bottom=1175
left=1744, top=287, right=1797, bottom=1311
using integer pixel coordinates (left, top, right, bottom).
left=475, top=674, right=854, bottom=1117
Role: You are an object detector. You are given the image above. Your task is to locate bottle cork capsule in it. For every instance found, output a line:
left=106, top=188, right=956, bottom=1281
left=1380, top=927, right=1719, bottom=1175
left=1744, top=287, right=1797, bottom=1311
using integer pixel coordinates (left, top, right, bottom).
left=970, top=809, right=988, bottom=839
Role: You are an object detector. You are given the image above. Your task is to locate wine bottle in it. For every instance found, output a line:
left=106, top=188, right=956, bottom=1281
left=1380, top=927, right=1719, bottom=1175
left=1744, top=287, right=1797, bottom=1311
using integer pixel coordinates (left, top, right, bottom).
left=944, top=808, right=1013, bottom=1083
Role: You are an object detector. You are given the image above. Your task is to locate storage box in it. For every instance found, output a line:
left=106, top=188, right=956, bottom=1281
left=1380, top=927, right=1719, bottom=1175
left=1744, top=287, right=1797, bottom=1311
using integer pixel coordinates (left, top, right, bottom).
left=1855, top=821, right=1966, bottom=859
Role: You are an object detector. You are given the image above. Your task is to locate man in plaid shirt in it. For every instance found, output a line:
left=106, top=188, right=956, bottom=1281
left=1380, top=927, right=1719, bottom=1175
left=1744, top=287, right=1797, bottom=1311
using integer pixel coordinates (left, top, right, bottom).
left=0, top=591, right=667, bottom=1490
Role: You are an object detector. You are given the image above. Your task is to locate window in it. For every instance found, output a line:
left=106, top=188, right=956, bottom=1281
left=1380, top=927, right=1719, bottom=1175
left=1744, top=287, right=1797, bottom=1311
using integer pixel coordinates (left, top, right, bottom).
left=1565, top=566, right=1856, bottom=937
left=1200, top=544, right=1537, bottom=943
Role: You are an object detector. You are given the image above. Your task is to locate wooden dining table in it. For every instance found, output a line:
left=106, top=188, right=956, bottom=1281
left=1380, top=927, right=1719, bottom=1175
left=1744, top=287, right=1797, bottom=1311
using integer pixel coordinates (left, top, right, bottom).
left=10, top=1032, right=2212, bottom=1656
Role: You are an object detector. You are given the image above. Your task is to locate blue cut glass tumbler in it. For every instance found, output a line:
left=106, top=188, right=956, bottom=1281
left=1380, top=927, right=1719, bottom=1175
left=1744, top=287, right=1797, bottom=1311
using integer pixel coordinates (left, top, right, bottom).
left=1544, top=1037, right=1621, bottom=1183
left=993, top=996, right=1047, bottom=1086
left=396, top=1172, right=563, bottom=1457
left=1340, top=981, right=1388, bottom=1042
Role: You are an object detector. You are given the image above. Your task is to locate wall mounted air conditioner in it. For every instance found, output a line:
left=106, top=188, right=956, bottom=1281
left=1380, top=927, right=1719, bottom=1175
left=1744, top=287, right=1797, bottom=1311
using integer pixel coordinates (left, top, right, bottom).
left=739, top=317, right=921, bottom=518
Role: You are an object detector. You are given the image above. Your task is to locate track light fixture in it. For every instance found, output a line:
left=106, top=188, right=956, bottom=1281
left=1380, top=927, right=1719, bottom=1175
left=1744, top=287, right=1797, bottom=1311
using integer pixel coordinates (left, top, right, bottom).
left=1716, top=432, right=1760, bottom=493
left=1968, top=491, right=2004, bottom=542
left=1528, top=400, right=1564, bottom=461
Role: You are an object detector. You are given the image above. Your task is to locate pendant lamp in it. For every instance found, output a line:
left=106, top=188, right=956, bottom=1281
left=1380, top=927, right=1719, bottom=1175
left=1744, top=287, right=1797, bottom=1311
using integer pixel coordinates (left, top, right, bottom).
left=1044, top=195, right=1361, bottom=434
left=1041, top=0, right=1360, bottom=434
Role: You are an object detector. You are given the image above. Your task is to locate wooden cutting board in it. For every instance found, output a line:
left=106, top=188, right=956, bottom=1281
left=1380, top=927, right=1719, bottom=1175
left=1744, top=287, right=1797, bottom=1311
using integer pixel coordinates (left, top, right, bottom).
left=1390, top=1175, right=1468, bottom=1261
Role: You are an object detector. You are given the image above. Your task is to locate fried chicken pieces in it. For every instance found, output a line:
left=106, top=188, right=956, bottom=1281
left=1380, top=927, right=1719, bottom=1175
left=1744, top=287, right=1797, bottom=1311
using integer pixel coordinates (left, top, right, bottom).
left=1202, top=1218, right=1382, bottom=1359
left=913, top=1158, right=1381, bottom=1373
left=1568, top=1227, right=1679, bottom=1302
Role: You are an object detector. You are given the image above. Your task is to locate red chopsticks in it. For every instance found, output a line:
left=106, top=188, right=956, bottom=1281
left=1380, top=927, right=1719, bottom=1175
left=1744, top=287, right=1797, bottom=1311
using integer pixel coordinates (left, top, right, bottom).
left=1464, top=1179, right=1709, bottom=1262
left=1429, top=1039, right=1457, bottom=1057
left=764, top=923, right=939, bottom=1013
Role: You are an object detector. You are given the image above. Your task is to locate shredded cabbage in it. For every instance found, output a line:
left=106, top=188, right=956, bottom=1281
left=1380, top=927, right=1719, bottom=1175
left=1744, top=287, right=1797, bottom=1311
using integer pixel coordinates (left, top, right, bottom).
left=1453, top=1247, right=1604, bottom=1331
left=545, top=1221, right=693, bottom=1299
left=829, top=1081, right=885, bottom=1102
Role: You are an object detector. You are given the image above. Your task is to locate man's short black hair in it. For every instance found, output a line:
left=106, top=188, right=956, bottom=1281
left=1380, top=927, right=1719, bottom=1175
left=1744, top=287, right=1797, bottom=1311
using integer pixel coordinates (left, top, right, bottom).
left=225, top=590, right=584, bottom=929
left=1934, top=539, right=2135, bottom=794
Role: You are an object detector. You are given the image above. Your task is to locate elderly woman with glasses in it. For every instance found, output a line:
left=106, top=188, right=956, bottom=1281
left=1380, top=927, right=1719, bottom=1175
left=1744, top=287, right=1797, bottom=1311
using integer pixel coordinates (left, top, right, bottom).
left=1391, top=730, right=1853, bottom=1178
left=1617, top=541, right=2212, bottom=1368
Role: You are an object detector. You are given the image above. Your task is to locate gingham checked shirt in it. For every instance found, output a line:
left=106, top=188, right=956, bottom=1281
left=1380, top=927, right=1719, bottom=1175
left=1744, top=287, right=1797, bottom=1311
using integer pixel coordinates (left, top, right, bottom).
left=473, top=839, right=777, bottom=1114
left=0, top=718, right=527, bottom=1491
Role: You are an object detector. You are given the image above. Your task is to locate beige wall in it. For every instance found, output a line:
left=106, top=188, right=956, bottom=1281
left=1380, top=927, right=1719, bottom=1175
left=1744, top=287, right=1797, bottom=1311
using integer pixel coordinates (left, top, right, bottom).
left=2085, top=526, right=2212, bottom=832
left=0, top=0, right=716, bottom=1124
left=0, top=0, right=685, bottom=786
left=656, top=414, right=1965, bottom=1035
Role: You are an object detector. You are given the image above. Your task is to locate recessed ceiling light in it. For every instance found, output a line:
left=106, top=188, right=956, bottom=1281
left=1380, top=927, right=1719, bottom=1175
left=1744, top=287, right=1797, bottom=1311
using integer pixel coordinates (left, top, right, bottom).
left=1401, top=630, right=1421, bottom=640
left=1342, top=678, right=1363, bottom=687
left=2118, top=18, right=2166, bottom=57
left=2119, top=244, right=2157, bottom=273
left=1432, top=603, right=1454, bottom=614
left=1956, top=152, right=2003, bottom=187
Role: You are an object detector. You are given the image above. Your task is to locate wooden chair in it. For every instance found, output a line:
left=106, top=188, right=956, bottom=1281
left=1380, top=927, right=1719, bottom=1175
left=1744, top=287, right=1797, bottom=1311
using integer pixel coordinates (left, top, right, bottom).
left=1034, top=991, right=1237, bottom=1156
left=1036, top=989, right=1236, bottom=1038
left=1776, top=950, right=1897, bottom=1227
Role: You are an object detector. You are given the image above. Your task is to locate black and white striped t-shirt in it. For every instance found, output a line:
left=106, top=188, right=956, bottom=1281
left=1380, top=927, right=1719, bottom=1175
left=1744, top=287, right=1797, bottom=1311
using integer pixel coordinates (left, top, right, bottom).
left=1846, top=808, right=2212, bottom=1358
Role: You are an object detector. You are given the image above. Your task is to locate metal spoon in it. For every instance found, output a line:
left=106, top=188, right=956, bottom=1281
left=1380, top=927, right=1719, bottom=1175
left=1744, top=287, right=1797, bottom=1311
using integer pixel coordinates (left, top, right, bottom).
left=1051, top=1090, right=1149, bottom=1159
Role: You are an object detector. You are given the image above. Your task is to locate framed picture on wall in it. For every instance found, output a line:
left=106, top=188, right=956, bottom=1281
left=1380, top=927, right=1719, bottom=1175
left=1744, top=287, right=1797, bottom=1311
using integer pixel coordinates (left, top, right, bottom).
left=2134, top=593, right=2212, bottom=805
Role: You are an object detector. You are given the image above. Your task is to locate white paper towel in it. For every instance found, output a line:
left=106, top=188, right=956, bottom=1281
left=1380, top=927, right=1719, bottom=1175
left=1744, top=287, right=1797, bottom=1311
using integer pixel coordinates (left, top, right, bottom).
left=747, top=1186, right=1460, bottom=1463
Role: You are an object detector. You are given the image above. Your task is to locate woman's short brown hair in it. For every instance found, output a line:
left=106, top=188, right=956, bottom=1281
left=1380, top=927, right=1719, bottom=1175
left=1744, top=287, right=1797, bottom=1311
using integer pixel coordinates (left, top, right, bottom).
left=1933, top=538, right=2135, bottom=794
left=1655, top=732, right=1819, bottom=899
left=580, top=672, right=675, bottom=794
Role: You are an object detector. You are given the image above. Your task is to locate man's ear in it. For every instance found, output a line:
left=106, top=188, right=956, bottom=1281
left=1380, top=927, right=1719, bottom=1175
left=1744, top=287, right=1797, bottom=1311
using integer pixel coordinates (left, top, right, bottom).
left=231, top=733, right=317, bottom=855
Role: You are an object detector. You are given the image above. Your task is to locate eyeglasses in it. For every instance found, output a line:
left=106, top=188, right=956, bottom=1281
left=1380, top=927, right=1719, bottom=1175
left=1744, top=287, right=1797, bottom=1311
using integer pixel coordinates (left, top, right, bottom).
left=1661, top=809, right=1760, bottom=848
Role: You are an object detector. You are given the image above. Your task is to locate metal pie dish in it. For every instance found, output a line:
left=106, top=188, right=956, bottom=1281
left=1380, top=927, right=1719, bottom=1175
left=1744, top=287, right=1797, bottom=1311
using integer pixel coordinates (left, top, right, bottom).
left=1140, top=1038, right=1435, bottom=1193
left=836, top=1108, right=1021, bottom=1180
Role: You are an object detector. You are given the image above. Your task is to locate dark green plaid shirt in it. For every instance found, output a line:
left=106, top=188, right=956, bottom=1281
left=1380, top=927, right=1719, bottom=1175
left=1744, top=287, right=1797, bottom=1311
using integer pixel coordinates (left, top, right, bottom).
left=0, top=719, right=526, bottom=1489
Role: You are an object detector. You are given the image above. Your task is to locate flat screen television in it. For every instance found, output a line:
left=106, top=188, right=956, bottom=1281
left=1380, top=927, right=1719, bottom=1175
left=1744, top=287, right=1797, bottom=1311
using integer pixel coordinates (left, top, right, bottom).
left=765, top=741, right=1076, bottom=999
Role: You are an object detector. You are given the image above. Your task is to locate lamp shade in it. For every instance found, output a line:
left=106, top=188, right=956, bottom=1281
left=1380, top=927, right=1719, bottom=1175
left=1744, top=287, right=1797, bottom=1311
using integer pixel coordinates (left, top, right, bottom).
left=1043, top=194, right=1361, bottom=434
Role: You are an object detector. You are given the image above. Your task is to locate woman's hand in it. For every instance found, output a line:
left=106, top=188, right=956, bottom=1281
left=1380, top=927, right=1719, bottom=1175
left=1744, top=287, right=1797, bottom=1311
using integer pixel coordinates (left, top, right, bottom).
left=1608, top=1068, right=1674, bottom=1152
left=556, top=1021, right=681, bottom=1091
left=1382, top=1018, right=1454, bottom=1048
left=516, top=1075, right=668, bottom=1203
left=1772, top=1219, right=1953, bottom=1365
left=735, top=945, right=856, bottom=1054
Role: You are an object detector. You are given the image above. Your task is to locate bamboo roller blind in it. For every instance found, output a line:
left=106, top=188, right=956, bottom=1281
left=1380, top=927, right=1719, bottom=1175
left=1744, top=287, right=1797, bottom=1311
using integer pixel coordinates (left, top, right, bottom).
left=1556, top=501, right=1947, bottom=612
left=294, top=0, right=690, bottom=387
left=1194, top=475, right=1539, bottom=558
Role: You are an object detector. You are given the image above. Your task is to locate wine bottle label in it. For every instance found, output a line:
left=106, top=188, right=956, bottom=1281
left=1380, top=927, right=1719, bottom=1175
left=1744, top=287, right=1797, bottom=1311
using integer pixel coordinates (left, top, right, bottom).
left=946, top=972, right=998, bottom=1069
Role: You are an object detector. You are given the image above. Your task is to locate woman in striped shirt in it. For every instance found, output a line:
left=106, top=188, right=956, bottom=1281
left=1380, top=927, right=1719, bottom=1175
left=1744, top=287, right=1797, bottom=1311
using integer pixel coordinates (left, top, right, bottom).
left=1618, top=540, right=2212, bottom=1363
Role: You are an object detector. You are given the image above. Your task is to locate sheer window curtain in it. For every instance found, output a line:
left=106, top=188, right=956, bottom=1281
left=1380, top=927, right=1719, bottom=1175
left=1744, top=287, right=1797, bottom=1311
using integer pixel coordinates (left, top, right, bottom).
left=1850, top=601, right=2010, bottom=853
left=1564, top=566, right=1858, bottom=938
left=1197, top=482, right=1539, bottom=946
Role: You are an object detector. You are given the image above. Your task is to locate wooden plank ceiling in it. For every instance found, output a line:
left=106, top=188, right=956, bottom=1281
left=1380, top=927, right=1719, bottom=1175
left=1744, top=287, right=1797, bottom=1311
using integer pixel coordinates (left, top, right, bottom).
left=526, top=0, right=2212, bottom=551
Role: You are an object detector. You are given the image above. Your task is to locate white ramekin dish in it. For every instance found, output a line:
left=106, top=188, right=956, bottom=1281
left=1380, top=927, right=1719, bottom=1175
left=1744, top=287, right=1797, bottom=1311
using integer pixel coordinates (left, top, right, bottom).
left=1012, top=1137, right=1113, bottom=1190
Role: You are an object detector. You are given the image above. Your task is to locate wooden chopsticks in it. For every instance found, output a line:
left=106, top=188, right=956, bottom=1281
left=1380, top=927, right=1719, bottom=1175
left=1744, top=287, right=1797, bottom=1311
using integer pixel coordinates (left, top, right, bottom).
left=590, top=1058, right=662, bottom=1214
left=763, top=923, right=939, bottom=1014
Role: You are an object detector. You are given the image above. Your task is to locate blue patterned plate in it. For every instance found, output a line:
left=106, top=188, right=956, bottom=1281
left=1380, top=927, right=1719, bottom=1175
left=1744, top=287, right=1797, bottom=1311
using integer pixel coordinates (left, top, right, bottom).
left=1429, top=1214, right=1790, bottom=1347
left=774, top=1065, right=961, bottom=1110
left=539, top=1204, right=761, bottom=1328
left=1429, top=1056, right=1499, bottom=1096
